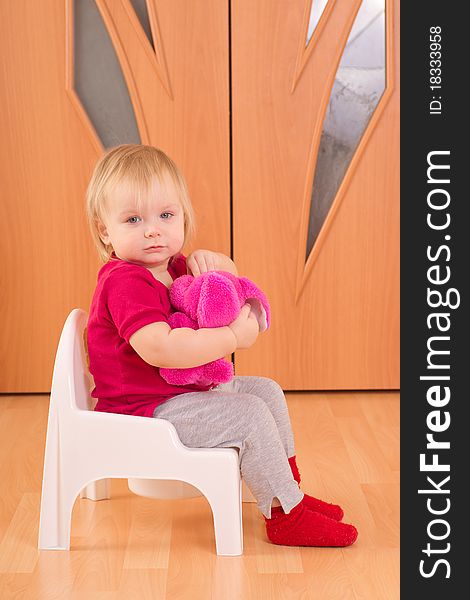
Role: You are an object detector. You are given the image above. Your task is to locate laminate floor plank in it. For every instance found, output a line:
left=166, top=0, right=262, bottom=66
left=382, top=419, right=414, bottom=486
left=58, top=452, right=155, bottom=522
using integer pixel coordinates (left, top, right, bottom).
left=0, top=392, right=399, bottom=599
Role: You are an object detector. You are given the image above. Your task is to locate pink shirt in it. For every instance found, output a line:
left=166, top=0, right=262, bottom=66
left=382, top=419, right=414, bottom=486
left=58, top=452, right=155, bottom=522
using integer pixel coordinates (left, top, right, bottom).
left=87, top=253, right=214, bottom=417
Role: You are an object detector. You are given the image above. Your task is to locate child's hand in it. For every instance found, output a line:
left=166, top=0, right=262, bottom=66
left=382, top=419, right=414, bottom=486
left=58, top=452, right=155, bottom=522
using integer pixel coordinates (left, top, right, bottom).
left=186, top=250, right=219, bottom=276
left=186, top=249, right=238, bottom=276
left=228, top=304, right=259, bottom=349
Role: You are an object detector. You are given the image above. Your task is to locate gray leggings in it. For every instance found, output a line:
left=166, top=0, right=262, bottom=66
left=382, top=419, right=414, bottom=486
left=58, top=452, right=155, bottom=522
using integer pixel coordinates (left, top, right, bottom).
left=152, top=375, right=303, bottom=518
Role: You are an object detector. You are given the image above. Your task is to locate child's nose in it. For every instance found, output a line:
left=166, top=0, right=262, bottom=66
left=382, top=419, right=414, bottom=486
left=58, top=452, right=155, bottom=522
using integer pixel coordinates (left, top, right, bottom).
left=144, top=224, right=161, bottom=238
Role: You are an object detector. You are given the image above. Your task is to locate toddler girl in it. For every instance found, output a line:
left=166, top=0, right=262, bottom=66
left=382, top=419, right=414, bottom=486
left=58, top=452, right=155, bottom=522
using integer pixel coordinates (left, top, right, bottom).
left=85, top=144, right=357, bottom=547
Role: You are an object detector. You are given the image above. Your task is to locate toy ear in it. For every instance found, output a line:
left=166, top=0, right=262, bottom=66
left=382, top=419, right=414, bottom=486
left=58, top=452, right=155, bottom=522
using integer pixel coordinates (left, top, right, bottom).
left=245, top=298, right=268, bottom=332
left=238, top=277, right=271, bottom=332
left=197, top=272, right=241, bottom=328
left=169, top=275, right=195, bottom=311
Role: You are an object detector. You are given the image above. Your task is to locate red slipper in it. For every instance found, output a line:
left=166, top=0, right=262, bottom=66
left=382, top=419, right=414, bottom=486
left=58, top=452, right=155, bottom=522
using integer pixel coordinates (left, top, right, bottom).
left=265, top=502, right=358, bottom=547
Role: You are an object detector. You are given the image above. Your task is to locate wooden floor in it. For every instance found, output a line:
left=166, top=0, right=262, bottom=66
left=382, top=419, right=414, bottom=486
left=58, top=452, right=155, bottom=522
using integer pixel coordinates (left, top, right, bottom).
left=0, top=391, right=399, bottom=599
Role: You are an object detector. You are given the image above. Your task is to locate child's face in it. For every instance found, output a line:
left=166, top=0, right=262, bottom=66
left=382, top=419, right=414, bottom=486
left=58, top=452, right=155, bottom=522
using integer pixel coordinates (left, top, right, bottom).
left=98, top=176, right=185, bottom=271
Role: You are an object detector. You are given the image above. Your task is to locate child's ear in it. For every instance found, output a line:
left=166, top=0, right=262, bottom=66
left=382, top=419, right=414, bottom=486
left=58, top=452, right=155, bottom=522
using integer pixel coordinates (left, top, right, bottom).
left=96, top=219, right=110, bottom=244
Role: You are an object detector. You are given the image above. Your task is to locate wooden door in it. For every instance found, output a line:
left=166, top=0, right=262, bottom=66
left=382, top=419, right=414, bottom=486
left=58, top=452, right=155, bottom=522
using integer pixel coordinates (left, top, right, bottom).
left=232, top=0, right=399, bottom=389
left=1, top=0, right=398, bottom=393
left=0, top=0, right=230, bottom=392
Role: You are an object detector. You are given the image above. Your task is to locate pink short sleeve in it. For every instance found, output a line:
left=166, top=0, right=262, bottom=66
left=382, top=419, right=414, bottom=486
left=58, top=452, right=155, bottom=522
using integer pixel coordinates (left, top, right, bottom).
left=104, top=266, right=171, bottom=343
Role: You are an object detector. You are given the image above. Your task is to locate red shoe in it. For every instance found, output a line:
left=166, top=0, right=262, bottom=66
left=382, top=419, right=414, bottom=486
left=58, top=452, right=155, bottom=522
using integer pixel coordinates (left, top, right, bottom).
left=265, top=502, right=357, bottom=547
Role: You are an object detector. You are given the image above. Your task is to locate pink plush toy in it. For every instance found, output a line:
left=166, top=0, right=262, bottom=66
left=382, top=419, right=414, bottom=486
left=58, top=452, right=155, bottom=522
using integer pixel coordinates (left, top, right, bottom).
left=160, top=270, right=271, bottom=387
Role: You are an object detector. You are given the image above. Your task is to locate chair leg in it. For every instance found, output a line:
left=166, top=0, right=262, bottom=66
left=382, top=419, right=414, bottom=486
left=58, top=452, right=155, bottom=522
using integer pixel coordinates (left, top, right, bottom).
left=38, top=414, right=75, bottom=550
left=80, top=479, right=111, bottom=501
left=39, top=425, right=97, bottom=550
left=38, top=483, right=79, bottom=550
left=202, top=476, right=244, bottom=556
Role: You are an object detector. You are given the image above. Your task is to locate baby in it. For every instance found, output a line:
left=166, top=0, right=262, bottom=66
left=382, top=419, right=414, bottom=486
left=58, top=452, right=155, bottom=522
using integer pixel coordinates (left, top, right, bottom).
left=85, top=143, right=357, bottom=547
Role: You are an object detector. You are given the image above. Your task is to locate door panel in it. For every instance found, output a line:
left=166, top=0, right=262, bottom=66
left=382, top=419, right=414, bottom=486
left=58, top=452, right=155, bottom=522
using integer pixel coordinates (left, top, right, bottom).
left=0, top=0, right=230, bottom=392
left=232, top=0, right=399, bottom=389
left=1, top=0, right=398, bottom=392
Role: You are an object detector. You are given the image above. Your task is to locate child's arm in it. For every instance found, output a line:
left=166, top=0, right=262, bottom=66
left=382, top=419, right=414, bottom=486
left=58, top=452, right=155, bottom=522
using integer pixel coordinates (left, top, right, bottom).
left=129, top=322, right=237, bottom=368
left=129, top=305, right=257, bottom=369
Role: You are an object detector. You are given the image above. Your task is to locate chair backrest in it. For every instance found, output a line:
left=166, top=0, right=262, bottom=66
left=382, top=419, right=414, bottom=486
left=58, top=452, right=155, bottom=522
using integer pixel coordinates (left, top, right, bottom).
left=50, top=309, right=93, bottom=414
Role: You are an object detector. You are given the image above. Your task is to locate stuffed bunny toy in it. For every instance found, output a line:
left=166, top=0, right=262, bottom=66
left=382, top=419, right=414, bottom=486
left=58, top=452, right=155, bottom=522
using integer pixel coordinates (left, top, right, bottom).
left=160, top=271, right=271, bottom=387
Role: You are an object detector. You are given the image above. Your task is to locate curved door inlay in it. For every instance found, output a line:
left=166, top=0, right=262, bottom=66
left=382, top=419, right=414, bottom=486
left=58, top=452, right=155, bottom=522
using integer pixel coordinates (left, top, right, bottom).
left=306, top=0, right=330, bottom=46
left=73, top=0, right=141, bottom=147
left=305, top=0, right=386, bottom=258
left=129, top=0, right=155, bottom=49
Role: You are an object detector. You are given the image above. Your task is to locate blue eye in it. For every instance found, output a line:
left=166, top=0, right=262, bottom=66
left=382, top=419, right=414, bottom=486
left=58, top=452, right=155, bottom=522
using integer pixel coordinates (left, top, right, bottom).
left=161, top=212, right=173, bottom=219
left=127, top=216, right=141, bottom=223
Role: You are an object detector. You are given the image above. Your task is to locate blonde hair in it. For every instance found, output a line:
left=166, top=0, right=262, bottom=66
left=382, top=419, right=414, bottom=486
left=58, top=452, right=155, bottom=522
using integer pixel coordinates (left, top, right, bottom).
left=86, top=144, right=196, bottom=262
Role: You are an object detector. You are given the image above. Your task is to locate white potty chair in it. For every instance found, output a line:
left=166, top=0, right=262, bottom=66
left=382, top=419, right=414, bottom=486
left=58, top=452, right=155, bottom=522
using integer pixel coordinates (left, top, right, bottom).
left=38, top=309, right=245, bottom=556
